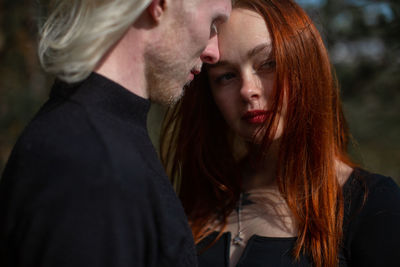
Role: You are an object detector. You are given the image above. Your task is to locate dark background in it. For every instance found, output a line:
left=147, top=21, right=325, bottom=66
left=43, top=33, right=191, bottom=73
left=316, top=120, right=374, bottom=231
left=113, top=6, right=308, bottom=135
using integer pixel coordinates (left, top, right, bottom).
left=1, top=0, right=399, bottom=183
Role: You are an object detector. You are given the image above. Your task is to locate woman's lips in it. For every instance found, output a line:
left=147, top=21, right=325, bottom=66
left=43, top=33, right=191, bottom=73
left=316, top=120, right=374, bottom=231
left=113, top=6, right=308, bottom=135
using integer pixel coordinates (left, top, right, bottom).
left=242, top=110, right=270, bottom=124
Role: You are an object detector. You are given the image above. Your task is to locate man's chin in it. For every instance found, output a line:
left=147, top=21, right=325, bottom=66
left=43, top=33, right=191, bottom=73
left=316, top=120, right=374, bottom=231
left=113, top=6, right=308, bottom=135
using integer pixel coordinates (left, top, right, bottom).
left=184, top=78, right=193, bottom=88
left=150, top=88, right=184, bottom=106
left=187, top=72, right=195, bottom=82
left=169, top=88, right=185, bottom=106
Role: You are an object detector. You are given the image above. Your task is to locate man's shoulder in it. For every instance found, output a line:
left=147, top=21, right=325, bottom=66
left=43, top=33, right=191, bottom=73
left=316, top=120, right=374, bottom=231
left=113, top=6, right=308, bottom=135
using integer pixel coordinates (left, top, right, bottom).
left=13, top=101, right=104, bottom=160
left=2, top=91, right=160, bottom=205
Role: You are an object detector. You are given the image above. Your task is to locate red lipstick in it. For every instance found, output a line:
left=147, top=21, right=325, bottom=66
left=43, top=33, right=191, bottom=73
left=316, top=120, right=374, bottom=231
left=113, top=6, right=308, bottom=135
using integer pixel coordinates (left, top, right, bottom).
left=242, top=110, right=270, bottom=124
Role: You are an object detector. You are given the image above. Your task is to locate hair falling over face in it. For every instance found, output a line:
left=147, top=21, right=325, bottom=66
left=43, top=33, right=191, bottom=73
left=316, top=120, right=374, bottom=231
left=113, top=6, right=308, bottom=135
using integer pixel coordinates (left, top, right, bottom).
left=161, top=0, right=355, bottom=266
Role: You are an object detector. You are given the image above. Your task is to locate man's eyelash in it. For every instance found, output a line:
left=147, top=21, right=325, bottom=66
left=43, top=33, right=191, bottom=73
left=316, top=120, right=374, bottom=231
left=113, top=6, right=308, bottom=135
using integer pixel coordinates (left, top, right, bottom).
left=211, top=23, right=218, bottom=35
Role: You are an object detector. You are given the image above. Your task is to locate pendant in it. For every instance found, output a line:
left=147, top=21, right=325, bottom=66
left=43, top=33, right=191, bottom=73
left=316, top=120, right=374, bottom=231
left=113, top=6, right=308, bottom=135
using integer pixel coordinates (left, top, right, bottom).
left=232, top=234, right=244, bottom=246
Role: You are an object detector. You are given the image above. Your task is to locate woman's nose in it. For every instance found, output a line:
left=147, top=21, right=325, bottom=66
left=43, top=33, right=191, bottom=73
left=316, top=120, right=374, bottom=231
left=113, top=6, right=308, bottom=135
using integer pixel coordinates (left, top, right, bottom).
left=240, top=74, right=262, bottom=102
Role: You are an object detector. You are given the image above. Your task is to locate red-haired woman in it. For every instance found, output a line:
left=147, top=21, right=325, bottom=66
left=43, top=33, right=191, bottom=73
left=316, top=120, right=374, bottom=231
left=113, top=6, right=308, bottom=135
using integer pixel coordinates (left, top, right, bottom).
left=161, top=0, right=400, bottom=266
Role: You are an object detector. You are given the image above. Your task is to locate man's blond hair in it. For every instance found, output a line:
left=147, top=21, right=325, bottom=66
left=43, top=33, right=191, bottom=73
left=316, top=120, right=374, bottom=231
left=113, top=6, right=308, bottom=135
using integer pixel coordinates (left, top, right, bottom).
left=38, top=0, right=152, bottom=82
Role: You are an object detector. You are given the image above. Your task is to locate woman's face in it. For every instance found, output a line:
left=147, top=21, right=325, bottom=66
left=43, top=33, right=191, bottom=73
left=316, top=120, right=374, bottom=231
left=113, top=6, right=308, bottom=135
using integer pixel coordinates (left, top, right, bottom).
left=208, top=8, right=285, bottom=143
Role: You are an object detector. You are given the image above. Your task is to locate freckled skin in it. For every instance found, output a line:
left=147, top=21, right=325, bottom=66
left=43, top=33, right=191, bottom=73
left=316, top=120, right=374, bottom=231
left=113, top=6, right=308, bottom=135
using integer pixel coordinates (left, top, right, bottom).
left=208, top=8, right=286, bottom=142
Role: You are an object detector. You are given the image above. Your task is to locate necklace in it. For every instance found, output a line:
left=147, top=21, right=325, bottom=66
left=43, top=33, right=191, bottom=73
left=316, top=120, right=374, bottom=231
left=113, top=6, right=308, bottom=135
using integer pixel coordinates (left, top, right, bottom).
left=232, top=192, right=244, bottom=246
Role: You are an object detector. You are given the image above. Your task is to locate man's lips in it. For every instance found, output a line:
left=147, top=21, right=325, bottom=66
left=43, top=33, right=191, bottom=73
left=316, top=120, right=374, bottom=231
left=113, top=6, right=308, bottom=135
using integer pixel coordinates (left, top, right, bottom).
left=191, top=69, right=201, bottom=75
left=242, top=110, right=270, bottom=124
left=188, top=68, right=201, bottom=81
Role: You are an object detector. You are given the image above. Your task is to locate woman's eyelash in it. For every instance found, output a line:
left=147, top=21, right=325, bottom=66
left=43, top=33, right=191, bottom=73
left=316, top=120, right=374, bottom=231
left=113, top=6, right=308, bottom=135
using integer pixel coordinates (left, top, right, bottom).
left=211, top=59, right=275, bottom=85
left=259, top=60, right=276, bottom=69
left=214, top=72, right=235, bottom=83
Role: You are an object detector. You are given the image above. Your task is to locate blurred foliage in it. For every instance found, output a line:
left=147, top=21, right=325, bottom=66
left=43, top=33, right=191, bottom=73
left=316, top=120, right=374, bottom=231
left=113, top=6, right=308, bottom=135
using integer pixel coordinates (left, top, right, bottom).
left=1, top=0, right=399, bottom=183
left=310, top=0, right=400, bottom=181
left=0, top=0, right=52, bottom=173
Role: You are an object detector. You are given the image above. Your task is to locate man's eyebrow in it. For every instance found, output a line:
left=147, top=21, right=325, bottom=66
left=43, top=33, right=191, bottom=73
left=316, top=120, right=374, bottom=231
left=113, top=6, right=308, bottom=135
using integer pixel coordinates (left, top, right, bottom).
left=214, top=12, right=230, bottom=23
left=248, top=43, right=272, bottom=58
left=211, top=14, right=228, bottom=29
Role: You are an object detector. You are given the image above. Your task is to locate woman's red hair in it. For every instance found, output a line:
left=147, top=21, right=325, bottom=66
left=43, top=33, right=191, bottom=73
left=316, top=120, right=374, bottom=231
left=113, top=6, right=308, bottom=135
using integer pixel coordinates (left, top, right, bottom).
left=161, top=0, right=354, bottom=266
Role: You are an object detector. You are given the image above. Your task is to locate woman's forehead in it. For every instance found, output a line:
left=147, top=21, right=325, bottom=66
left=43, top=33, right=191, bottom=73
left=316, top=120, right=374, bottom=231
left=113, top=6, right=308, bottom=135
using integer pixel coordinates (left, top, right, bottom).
left=217, top=8, right=272, bottom=62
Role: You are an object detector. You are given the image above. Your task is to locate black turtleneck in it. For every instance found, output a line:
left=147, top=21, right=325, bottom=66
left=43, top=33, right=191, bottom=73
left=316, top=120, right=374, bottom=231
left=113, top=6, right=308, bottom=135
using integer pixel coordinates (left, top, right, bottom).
left=0, top=73, right=197, bottom=267
left=196, top=168, right=400, bottom=267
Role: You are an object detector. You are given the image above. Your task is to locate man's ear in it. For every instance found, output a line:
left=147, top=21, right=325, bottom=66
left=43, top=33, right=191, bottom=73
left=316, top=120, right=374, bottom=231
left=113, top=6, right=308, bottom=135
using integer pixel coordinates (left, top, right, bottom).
left=147, top=0, right=167, bottom=23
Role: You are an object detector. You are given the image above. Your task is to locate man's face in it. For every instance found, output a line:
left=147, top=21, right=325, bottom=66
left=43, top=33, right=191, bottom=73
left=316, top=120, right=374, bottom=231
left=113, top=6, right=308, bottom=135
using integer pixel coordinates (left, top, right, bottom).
left=146, top=0, right=231, bottom=105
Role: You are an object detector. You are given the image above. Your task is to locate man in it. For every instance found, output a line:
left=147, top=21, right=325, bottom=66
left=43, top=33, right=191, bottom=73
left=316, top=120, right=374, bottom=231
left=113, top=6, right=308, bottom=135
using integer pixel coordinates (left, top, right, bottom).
left=0, top=0, right=231, bottom=266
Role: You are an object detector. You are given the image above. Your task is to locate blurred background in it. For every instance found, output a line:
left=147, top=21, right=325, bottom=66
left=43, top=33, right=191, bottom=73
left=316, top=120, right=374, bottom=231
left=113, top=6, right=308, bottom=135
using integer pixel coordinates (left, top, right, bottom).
left=0, top=0, right=399, bottom=183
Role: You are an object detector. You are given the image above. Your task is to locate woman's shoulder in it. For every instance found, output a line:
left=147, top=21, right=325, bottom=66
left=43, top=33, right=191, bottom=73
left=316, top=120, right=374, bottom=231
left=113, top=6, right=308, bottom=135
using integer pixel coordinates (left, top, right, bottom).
left=344, top=168, right=400, bottom=203
left=354, top=168, right=397, bottom=185
left=342, top=169, right=400, bottom=265
left=343, top=168, right=400, bottom=216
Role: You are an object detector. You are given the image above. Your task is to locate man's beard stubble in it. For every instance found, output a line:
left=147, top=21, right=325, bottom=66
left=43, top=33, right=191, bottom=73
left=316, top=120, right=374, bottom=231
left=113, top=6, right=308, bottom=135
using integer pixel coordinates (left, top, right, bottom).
left=145, top=59, right=187, bottom=106
left=144, top=19, right=190, bottom=106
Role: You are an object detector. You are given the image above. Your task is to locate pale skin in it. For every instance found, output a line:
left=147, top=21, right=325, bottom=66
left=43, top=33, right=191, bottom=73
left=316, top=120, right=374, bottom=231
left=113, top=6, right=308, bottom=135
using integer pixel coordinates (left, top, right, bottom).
left=96, top=0, right=231, bottom=104
left=208, top=8, right=353, bottom=266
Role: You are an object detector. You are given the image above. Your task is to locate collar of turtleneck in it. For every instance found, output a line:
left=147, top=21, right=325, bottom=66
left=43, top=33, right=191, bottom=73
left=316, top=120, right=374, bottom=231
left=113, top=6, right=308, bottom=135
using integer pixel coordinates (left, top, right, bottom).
left=49, top=72, right=151, bottom=127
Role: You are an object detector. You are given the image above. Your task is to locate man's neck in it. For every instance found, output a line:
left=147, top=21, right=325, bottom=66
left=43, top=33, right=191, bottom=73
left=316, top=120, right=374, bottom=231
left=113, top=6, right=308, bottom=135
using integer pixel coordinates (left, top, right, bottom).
left=95, top=26, right=148, bottom=99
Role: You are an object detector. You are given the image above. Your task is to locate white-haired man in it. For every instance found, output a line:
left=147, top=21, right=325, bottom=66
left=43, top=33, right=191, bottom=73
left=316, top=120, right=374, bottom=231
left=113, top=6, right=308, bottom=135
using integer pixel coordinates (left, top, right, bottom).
left=0, top=0, right=231, bottom=266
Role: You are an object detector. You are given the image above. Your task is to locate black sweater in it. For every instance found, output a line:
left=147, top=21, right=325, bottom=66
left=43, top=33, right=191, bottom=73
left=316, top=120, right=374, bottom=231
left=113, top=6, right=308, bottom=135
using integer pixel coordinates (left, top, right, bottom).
left=0, top=73, right=197, bottom=267
left=197, top=169, right=400, bottom=267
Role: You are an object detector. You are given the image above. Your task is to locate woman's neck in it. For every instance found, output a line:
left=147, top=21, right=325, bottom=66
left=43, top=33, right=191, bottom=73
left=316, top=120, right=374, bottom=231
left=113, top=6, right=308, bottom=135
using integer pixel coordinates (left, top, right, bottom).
left=240, top=141, right=280, bottom=192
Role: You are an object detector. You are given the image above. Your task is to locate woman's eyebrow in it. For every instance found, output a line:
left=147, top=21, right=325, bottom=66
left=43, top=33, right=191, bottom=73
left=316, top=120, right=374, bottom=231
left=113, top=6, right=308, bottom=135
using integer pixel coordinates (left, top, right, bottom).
left=248, top=43, right=272, bottom=58
left=207, top=43, right=272, bottom=70
left=207, top=60, right=232, bottom=70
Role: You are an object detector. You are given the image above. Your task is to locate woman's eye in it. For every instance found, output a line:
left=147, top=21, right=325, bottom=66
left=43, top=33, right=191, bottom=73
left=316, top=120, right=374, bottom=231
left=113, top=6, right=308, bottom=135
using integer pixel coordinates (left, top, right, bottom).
left=214, top=73, right=236, bottom=84
left=258, top=60, right=276, bottom=72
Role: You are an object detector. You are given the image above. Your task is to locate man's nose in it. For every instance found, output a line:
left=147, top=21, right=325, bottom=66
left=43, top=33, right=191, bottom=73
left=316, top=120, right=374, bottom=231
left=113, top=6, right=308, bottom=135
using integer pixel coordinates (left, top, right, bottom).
left=200, top=35, right=220, bottom=64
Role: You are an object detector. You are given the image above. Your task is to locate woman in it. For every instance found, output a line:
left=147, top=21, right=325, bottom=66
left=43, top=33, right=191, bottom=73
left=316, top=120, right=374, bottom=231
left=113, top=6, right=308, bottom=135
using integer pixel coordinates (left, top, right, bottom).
left=161, top=0, right=400, bottom=266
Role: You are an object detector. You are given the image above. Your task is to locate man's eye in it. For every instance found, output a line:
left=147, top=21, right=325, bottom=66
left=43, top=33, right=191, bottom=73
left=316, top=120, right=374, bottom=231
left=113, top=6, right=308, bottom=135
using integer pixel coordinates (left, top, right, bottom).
left=210, top=23, right=218, bottom=37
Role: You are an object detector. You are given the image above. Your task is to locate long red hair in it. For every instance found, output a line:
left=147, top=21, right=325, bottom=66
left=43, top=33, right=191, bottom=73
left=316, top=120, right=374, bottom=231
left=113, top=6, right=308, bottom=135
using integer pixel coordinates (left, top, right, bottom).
left=161, top=0, right=354, bottom=266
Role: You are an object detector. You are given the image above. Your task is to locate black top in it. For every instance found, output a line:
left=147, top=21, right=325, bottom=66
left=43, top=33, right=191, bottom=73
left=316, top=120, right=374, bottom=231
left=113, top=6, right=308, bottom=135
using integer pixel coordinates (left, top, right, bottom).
left=0, top=73, right=197, bottom=267
left=197, top=169, right=400, bottom=267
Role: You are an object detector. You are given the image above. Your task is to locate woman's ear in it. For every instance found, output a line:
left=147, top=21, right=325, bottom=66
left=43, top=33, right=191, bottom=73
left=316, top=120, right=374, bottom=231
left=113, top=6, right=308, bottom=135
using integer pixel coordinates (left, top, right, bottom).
left=147, top=0, right=167, bottom=23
